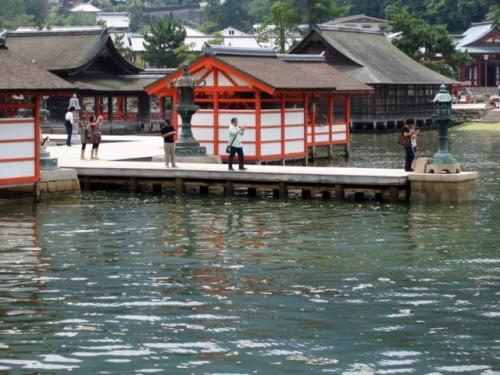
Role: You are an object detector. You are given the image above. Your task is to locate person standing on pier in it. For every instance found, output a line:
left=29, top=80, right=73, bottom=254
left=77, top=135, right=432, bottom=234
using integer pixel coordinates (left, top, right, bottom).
left=64, top=106, right=75, bottom=146
left=161, top=119, right=176, bottom=168
left=400, top=119, right=416, bottom=172
left=227, top=117, right=246, bottom=171
left=90, top=115, right=103, bottom=160
left=79, top=114, right=91, bottom=160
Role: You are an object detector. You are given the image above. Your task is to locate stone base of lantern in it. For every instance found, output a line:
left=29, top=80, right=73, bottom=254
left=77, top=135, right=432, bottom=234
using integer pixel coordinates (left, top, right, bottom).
left=408, top=172, right=478, bottom=204
left=425, top=163, right=462, bottom=174
left=175, top=140, right=207, bottom=157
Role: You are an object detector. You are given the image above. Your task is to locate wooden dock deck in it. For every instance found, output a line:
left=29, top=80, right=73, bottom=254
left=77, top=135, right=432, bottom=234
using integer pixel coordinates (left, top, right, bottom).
left=47, top=135, right=409, bottom=201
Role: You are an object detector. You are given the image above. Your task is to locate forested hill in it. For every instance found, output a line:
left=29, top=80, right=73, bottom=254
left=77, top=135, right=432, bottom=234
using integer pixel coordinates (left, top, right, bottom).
left=1, top=0, right=499, bottom=34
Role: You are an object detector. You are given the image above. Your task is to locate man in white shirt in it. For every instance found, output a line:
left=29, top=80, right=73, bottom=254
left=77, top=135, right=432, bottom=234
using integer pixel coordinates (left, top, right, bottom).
left=65, top=106, right=75, bottom=146
left=227, top=117, right=246, bottom=171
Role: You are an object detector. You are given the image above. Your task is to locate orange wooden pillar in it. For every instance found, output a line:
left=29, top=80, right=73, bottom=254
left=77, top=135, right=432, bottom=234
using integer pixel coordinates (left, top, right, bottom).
left=34, top=94, right=41, bottom=182
left=328, top=95, right=333, bottom=143
left=304, top=94, right=308, bottom=159
left=344, top=95, right=351, bottom=144
left=172, top=92, right=179, bottom=133
left=214, top=69, right=219, bottom=156
left=280, top=95, right=285, bottom=159
left=255, top=91, right=262, bottom=160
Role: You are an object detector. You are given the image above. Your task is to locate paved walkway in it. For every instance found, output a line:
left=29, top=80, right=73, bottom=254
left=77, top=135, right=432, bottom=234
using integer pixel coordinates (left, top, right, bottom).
left=45, top=134, right=409, bottom=188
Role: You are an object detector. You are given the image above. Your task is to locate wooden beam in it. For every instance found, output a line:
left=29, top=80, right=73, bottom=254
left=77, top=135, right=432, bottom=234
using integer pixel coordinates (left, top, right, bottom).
left=255, top=91, right=262, bottom=160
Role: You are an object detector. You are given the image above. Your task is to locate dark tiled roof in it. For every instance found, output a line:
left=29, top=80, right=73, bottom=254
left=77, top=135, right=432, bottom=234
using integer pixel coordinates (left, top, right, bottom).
left=215, top=55, right=373, bottom=92
left=293, top=27, right=458, bottom=85
left=6, top=29, right=141, bottom=75
left=0, top=48, right=74, bottom=91
left=67, top=76, right=158, bottom=93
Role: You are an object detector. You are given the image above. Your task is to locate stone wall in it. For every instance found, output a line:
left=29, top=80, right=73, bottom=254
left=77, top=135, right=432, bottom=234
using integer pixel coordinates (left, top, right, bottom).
left=409, top=172, right=478, bottom=204
left=452, top=108, right=486, bottom=124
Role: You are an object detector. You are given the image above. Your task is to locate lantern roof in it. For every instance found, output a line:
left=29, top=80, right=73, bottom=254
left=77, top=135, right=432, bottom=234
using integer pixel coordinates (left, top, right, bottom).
left=433, top=83, right=452, bottom=103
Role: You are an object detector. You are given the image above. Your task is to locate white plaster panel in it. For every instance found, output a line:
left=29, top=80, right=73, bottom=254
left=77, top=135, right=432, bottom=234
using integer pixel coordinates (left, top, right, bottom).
left=0, top=142, right=34, bottom=159
left=191, top=69, right=206, bottom=80
left=261, top=127, right=281, bottom=142
left=333, top=133, right=347, bottom=142
left=218, top=73, right=234, bottom=87
left=332, top=124, right=347, bottom=133
left=0, top=120, right=35, bottom=140
left=200, top=142, right=214, bottom=155
left=192, top=127, right=214, bottom=140
left=308, top=135, right=312, bottom=143
left=285, top=126, right=304, bottom=139
left=261, top=142, right=281, bottom=156
left=315, top=134, right=330, bottom=143
left=218, top=143, right=255, bottom=157
left=285, top=110, right=304, bottom=125
left=204, top=71, right=214, bottom=86
left=0, top=160, right=35, bottom=179
left=285, top=140, right=305, bottom=154
left=218, top=111, right=255, bottom=127
left=261, top=112, right=281, bottom=126
left=191, top=111, right=214, bottom=126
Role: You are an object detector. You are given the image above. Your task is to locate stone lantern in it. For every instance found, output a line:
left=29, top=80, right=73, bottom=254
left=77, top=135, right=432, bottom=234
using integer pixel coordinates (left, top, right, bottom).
left=426, top=83, right=461, bottom=174
left=172, top=66, right=207, bottom=156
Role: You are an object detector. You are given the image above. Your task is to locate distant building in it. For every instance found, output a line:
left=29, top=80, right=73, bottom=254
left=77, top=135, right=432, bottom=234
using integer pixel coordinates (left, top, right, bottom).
left=323, top=14, right=388, bottom=33
left=6, top=28, right=164, bottom=130
left=125, top=26, right=262, bottom=69
left=96, top=12, right=130, bottom=31
left=70, top=2, right=102, bottom=13
left=454, top=21, right=500, bottom=87
left=291, top=25, right=457, bottom=131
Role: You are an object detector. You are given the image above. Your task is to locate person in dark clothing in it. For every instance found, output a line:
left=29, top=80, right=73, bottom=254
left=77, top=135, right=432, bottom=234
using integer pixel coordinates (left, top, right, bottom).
left=161, top=120, right=176, bottom=168
left=402, top=119, right=415, bottom=171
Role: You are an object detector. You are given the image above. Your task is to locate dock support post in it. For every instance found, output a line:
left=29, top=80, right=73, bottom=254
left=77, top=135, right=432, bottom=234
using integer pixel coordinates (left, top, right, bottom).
left=129, top=178, right=138, bottom=193
left=302, top=188, right=311, bottom=199
left=224, top=181, right=233, bottom=197
left=322, top=190, right=331, bottom=199
left=200, top=185, right=209, bottom=196
left=248, top=187, right=257, bottom=197
left=175, top=178, right=184, bottom=196
left=82, top=176, right=91, bottom=190
left=335, top=185, right=345, bottom=200
left=33, top=182, right=41, bottom=203
left=389, top=187, right=399, bottom=203
left=279, top=182, right=287, bottom=199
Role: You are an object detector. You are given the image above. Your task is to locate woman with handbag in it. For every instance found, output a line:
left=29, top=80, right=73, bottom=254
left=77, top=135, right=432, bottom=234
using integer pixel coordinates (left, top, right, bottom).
left=79, top=114, right=91, bottom=160
left=227, top=117, right=246, bottom=171
left=90, top=115, right=103, bottom=160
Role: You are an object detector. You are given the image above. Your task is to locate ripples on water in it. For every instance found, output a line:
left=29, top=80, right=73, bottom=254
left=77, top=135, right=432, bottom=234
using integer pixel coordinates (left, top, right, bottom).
left=0, top=130, right=499, bottom=374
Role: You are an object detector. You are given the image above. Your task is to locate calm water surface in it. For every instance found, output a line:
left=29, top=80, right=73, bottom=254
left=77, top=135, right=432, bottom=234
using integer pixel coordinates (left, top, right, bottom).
left=0, top=129, right=499, bottom=374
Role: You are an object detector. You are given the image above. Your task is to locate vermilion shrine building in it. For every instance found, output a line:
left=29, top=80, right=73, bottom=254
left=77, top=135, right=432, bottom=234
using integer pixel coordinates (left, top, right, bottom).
left=0, top=40, right=71, bottom=188
left=454, top=21, right=500, bottom=87
left=146, top=46, right=372, bottom=162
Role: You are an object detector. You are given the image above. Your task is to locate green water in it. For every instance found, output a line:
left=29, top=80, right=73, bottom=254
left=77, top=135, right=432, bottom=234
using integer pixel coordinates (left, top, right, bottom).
left=0, top=129, right=499, bottom=374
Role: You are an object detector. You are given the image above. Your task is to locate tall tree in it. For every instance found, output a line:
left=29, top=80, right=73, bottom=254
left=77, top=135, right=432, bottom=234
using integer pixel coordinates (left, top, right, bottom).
left=262, top=1, right=299, bottom=53
left=487, top=5, right=500, bottom=23
left=143, top=19, right=187, bottom=68
left=294, top=0, right=350, bottom=29
left=387, top=4, right=471, bottom=79
left=24, top=0, right=48, bottom=25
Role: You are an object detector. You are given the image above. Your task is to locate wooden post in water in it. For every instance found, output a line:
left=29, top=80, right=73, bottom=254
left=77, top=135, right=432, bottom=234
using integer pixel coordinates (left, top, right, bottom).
left=175, top=178, right=184, bottom=195
left=335, top=184, right=345, bottom=200
left=224, top=181, right=233, bottom=197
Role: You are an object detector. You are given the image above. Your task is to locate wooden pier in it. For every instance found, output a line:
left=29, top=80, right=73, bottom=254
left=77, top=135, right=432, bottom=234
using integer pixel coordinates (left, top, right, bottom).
left=45, top=135, right=410, bottom=201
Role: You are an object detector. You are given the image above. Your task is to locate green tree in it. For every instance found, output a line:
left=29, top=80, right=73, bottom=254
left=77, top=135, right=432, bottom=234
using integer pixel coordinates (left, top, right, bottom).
left=143, top=19, right=187, bottom=68
left=487, top=5, right=500, bottom=23
left=114, top=33, right=133, bottom=62
left=388, top=4, right=471, bottom=79
left=24, top=0, right=48, bottom=25
left=202, top=0, right=250, bottom=31
left=174, top=43, right=197, bottom=67
left=62, top=12, right=96, bottom=26
left=207, top=31, right=224, bottom=46
left=262, top=1, right=300, bottom=53
left=294, top=0, right=350, bottom=29
left=199, top=20, right=218, bottom=34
